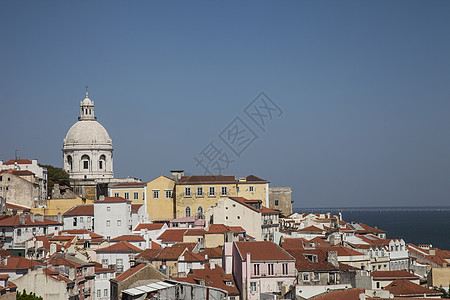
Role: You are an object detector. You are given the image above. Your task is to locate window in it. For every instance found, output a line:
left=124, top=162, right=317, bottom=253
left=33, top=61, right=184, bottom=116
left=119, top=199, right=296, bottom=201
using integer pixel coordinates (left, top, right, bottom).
left=197, top=206, right=204, bottom=219
left=197, top=187, right=203, bottom=197
left=153, top=190, right=159, bottom=199
left=277, top=281, right=283, bottom=291
left=268, top=263, right=274, bottom=275
left=143, top=192, right=145, bottom=200
left=221, top=186, right=227, bottom=196
left=185, top=187, right=191, bottom=197
left=116, top=259, right=123, bottom=273
left=99, top=160, right=103, bottom=169
left=7, top=177, right=10, bottom=182
left=106, top=220, right=110, bottom=227
left=73, top=217, right=77, bottom=226
left=134, top=192, right=139, bottom=200
left=80, top=217, right=83, bottom=222
left=97, top=290, right=101, bottom=298
left=253, top=264, right=260, bottom=275
left=114, top=193, right=119, bottom=197
left=101, top=259, right=108, bottom=267
left=124, top=192, right=129, bottom=199
left=99, top=155, right=106, bottom=170
left=303, top=273, right=310, bottom=281
left=117, top=220, right=121, bottom=226
left=104, top=289, right=108, bottom=297
left=275, top=200, right=279, bottom=206
left=376, top=282, right=380, bottom=289
left=107, top=206, right=111, bottom=211
left=0, top=176, right=2, bottom=181
left=250, top=282, right=257, bottom=293
left=209, top=186, right=215, bottom=197
left=165, top=190, right=172, bottom=198
left=82, top=155, right=90, bottom=170
left=282, top=263, right=288, bottom=275
left=185, top=206, right=191, bottom=217
left=249, top=186, right=254, bottom=192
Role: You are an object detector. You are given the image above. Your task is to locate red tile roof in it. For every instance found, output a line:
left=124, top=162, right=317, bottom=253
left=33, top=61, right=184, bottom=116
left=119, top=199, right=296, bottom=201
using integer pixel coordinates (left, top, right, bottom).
left=110, top=235, right=145, bottom=242
left=157, top=229, right=188, bottom=243
left=0, top=215, right=61, bottom=226
left=198, top=246, right=223, bottom=259
left=4, top=159, right=32, bottom=165
left=384, top=279, right=442, bottom=297
left=60, top=229, right=103, bottom=238
left=372, top=270, right=420, bottom=280
left=178, top=175, right=236, bottom=184
left=207, top=224, right=232, bottom=234
left=94, top=197, right=130, bottom=203
left=235, top=241, right=294, bottom=261
left=177, top=264, right=239, bottom=296
left=180, top=250, right=207, bottom=262
left=115, top=263, right=146, bottom=281
left=281, top=238, right=307, bottom=250
left=63, top=205, right=94, bottom=216
left=184, top=229, right=206, bottom=236
left=286, top=249, right=338, bottom=272
left=96, top=241, right=142, bottom=253
left=229, top=226, right=246, bottom=233
left=243, top=175, right=269, bottom=183
left=131, top=204, right=143, bottom=213
left=298, top=225, right=325, bottom=233
left=0, top=257, right=43, bottom=270
left=5, top=202, right=30, bottom=211
left=312, top=288, right=365, bottom=300
left=260, top=206, right=278, bottom=214
left=134, top=223, right=165, bottom=231
left=49, top=257, right=84, bottom=268
left=109, top=182, right=147, bottom=188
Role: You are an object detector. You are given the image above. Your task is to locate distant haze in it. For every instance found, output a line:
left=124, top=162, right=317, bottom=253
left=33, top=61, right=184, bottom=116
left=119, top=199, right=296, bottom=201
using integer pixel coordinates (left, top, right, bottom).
left=1, top=1, right=449, bottom=208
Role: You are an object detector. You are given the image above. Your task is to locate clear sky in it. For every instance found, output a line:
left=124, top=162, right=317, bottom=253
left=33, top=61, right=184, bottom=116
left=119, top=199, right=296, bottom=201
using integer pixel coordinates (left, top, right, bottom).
left=1, top=1, right=450, bottom=208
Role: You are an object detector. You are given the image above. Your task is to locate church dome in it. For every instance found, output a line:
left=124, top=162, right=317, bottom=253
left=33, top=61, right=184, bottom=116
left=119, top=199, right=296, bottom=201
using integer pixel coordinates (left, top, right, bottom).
left=64, top=120, right=112, bottom=146
left=82, top=97, right=93, bottom=106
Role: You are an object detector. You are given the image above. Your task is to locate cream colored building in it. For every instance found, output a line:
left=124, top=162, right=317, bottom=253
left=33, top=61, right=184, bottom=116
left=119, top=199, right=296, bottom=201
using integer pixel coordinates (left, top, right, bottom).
left=108, top=182, right=146, bottom=204
left=172, top=172, right=269, bottom=219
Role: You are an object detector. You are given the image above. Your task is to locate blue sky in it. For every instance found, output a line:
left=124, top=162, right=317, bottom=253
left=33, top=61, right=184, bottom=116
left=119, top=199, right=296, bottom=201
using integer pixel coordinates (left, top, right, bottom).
left=1, top=1, right=450, bottom=208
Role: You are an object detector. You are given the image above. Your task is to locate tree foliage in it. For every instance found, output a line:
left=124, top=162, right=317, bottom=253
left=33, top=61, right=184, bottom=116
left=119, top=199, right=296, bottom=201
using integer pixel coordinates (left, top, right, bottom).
left=39, top=164, right=70, bottom=196
left=16, top=289, right=44, bottom=300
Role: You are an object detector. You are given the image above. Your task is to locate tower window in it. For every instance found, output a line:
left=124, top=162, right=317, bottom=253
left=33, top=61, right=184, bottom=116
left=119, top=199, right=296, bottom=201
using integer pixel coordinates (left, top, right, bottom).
left=99, top=161, right=103, bottom=169
left=84, top=161, right=89, bottom=169
left=185, top=206, right=191, bottom=217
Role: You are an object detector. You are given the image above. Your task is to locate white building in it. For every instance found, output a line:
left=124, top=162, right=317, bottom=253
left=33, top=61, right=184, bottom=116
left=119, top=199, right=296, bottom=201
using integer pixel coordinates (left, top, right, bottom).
left=94, top=196, right=132, bottom=240
left=94, top=265, right=116, bottom=300
left=96, top=241, right=142, bottom=273
left=0, top=158, right=48, bottom=204
left=63, top=204, right=94, bottom=231
left=62, top=90, right=113, bottom=181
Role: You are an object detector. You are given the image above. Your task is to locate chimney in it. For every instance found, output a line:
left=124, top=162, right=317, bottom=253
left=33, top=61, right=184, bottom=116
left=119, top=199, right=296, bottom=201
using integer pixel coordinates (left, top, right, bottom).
left=211, top=262, right=215, bottom=269
left=327, top=250, right=339, bottom=268
left=30, top=214, right=35, bottom=223
left=359, top=293, right=366, bottom=300
left=57, top=213, right=63, bottom=224
left=50, top=243, right=57, bottom=256
left=170, top=170, right=184, bottom=182
left=20, top=214, right=26, bottom=225
left=99, top=195, right=105, bottom=201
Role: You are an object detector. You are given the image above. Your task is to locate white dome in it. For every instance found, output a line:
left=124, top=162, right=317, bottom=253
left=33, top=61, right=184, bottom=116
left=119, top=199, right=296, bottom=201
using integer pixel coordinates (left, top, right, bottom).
left=64, top=120, right=112, bottom=146
left=82, top=97, right=93, bottom=106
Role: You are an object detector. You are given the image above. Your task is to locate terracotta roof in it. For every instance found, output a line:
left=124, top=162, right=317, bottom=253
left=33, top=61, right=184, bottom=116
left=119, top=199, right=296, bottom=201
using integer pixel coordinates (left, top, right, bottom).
left=180, top=250, right=207, bottom=262
left=312, top=288, right=365, bottom=300
left=134, top=223, right=165, bottom=231
left=0, top=215, right=61, bottom=226
left=4, top=159, right=32, bottom=165
left=286, top=249, right=338, bottom=272
left=243, top=175, right=269, bottom=183
left=0, top=257, right=43, bottom=270
left=109, top=182, right=146, bottom=188
left=281, top=238, right=307, bottom=250
left=131, top=204, right=143, bottom=213
left=44, top=267, right=72, bottom=283
left=151, top=240, right=162, bottom=249
left=260, top=206, right=278, bottom=214
left=198, top=246, right=223, bottom=259
left=96, top=241, right=142, bottom=253
left=299, top=225, right=325, bottom=233
left=384, top=279, right=442, bottom=297
left=321, top=246, right=365, bottom=257
left=94, top=262, right=115, bottom=274
left=49, top=235, right=76, bottom=242
left=177, top=264, right=239, bottom=296
left=207, top=224, right=232, bottom=234
left=115, top=263, right=146, bottom=281
left=6, top=202, right=30, bottom=211
left=0, top=169, right=35, bottom=176
left=372, top=270, right=420, bottom=280
left=235, top=241, right=294, bottom=261
left=0, top=249, right=13, bottom=258
left=110, top=235, right=145, bottom=242
left=63, top=205, right=94, bottom=216
left=94, top=197, right=131, bottom=203
left=177, top=175, right=236, bottom=184
left=137, top=248, right=163, bottom=261
left=60, top=229, right=103, bottom=238
left=184, top=229, right=206, bottom=236
left=157, top=229, right=188, bottom=243
left=229, top=226, right=246, bottom=233
left=49, top=257, right=84, bottom=268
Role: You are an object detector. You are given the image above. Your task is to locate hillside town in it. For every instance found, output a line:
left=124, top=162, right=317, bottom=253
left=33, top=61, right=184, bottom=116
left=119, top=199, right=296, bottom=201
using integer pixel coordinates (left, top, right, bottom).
left=1, top=93, right=450, bottom=300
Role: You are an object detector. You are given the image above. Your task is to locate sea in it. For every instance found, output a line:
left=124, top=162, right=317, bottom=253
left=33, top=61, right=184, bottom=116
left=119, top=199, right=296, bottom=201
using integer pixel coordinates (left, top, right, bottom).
left=293, top=207, right=450, bottom=250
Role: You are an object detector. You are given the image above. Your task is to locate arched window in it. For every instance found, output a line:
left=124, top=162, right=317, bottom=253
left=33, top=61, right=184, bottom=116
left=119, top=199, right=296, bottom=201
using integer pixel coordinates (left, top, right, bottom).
left=197, top=206, right=204, bottom=219
left=185, top=206, right=191, bottom=217
left=67, top=155, right=73, bottom=171
left=99, top=155, right=106, bottom=170
left=81, top=155, right=90, bottom=170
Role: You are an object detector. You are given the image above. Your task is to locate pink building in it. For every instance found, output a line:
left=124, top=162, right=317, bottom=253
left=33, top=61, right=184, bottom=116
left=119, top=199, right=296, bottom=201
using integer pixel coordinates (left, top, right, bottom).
left=229, top=241, right=296, bottom=300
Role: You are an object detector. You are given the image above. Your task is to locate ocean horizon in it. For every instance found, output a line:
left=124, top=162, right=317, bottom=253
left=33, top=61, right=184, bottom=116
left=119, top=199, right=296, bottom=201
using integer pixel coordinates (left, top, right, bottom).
left=293, top=207, right=450, bottom=250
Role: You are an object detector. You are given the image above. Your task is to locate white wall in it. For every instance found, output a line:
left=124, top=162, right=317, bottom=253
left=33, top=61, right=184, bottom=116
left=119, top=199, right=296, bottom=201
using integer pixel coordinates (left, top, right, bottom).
left=94, top=201, right=131, bottom=239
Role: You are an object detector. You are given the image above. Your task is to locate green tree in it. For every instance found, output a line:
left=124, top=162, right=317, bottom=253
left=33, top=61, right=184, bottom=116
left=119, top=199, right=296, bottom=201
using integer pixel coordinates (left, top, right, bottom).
left=39, top=164, right=70, bottom=197
left=16, top=289, right=44, bottom=300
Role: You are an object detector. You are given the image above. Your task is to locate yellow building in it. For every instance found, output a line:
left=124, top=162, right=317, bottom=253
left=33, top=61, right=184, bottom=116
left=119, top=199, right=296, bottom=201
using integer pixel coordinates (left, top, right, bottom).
left=173, top=173, right=269, bottom=219
left=31, top=197, right=94, bottom=217
left=108, top=182, right=147, bottom=204
left=146, top=175, right=175, bottom=221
